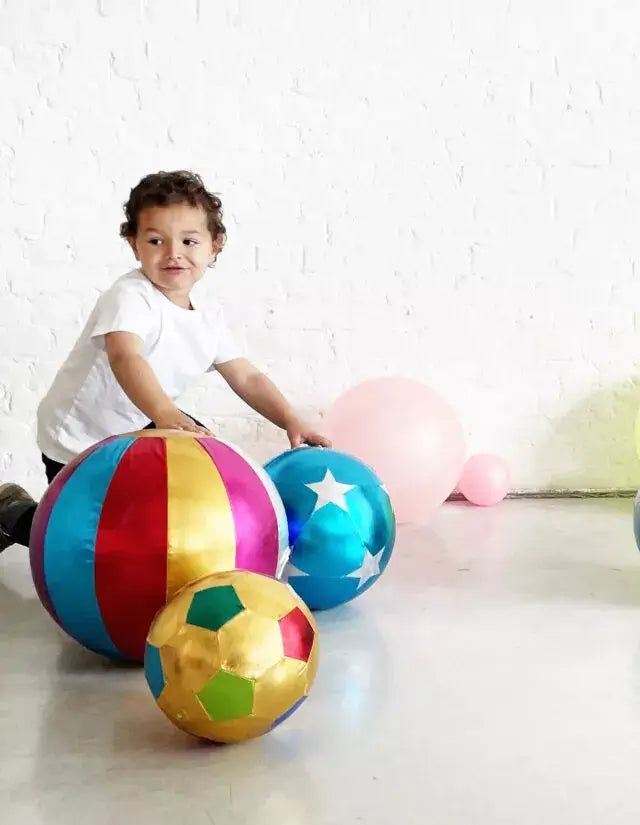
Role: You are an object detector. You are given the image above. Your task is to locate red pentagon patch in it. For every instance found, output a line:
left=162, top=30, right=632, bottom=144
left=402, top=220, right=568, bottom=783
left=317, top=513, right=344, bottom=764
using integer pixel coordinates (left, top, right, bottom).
left=278, top=607, right=315, bottom=662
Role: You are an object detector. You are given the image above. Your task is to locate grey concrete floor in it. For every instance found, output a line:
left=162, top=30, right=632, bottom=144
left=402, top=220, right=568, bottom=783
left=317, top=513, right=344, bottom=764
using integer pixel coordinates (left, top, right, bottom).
left=3, top=499, right=640, bottom=824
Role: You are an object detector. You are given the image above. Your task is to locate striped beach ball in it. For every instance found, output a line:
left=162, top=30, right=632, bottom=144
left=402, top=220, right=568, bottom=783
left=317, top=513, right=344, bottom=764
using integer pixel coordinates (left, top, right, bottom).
left=29, top=430, right=288, bottom=662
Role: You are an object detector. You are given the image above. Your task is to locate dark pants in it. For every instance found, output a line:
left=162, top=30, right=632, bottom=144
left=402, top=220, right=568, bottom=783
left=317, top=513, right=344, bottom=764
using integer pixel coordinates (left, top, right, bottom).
left=12, top=415, right=204, bottom=548
left=42, top=454, right=65, bottom=485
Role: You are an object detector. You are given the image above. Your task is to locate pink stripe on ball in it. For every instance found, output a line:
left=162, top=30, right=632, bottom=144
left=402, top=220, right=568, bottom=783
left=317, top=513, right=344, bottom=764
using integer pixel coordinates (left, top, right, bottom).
left=197, top=438, right=279, bottom=576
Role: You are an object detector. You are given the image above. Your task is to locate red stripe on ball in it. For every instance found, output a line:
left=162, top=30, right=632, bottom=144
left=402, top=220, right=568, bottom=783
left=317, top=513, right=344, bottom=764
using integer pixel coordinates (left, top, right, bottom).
left=94, top=437, right=169, bottom=660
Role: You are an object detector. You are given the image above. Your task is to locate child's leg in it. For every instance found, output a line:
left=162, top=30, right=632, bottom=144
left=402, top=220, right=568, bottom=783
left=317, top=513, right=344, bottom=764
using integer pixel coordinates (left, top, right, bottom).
left=0, top=455, right=65, bottom=551
left=41, top=455, right=65, bottom=485
left=0, top=486, right=37, bottom=550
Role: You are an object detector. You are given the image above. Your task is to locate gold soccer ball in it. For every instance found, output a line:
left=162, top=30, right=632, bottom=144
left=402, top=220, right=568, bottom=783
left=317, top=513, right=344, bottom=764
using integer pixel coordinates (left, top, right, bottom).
left=144, top=570, right=319, bottom=743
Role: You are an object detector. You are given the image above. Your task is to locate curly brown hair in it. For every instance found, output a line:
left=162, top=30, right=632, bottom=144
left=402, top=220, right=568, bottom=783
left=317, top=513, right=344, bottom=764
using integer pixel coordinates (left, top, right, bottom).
left=119, top=170, right=226, bottom=246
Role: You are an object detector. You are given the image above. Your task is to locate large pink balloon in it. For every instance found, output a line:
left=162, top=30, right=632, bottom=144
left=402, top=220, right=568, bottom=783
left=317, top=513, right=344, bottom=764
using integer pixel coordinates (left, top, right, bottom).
left=459, top=454, right=510, bottom=506
left=325, top=378, right=465, bottom=523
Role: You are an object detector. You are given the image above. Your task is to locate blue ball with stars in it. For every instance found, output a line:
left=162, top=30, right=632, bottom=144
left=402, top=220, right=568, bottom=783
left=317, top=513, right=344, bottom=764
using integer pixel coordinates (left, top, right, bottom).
left=264, top=447, right=396, bottom=610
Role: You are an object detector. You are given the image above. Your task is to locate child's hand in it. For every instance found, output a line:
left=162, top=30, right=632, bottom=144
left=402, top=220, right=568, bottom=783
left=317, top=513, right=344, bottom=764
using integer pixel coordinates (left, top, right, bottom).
left=153, top=408, right=212, bottom=436
left=285, top=417, right=332, bottom=449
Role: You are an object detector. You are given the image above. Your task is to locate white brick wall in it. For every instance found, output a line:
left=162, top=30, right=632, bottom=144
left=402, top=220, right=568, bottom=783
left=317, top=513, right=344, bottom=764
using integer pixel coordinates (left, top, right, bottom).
left=0, top=0, right=638, bottom=496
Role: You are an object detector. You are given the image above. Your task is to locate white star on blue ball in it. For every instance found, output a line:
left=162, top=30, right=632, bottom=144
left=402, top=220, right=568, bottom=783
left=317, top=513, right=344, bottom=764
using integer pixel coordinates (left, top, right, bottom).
left=265, top=447, right=396, bottom=610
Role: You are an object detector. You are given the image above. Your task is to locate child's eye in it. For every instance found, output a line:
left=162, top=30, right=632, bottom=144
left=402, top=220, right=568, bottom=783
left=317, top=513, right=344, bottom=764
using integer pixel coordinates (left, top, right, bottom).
left=183, top=239, right=199, bottom=246
left=148, top=238, right=163, bottom=246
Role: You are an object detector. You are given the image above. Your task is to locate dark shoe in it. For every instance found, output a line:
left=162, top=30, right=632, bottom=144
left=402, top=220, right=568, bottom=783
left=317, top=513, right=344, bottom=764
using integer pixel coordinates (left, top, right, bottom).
left=0, top=483, right=36, bottom=552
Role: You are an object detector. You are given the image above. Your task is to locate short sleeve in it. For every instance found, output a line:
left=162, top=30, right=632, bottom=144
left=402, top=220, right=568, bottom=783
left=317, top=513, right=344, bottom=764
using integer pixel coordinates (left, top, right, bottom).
left=209, top=309, right=242, bottom=369
left=89, top=284, right=154, bottom=349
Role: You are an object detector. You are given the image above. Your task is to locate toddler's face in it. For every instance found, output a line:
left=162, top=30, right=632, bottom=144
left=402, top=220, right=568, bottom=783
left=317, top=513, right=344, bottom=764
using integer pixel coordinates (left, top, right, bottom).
left=128, top=203, right=221, bottom=303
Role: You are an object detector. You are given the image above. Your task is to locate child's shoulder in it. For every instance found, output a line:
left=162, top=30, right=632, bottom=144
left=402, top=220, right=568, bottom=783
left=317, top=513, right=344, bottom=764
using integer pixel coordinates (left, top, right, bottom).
left=100, top=269, right=155, bottom=306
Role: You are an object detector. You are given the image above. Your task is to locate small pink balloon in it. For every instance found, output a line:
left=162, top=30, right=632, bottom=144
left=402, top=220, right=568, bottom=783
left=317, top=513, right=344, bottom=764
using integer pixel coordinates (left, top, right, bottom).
left=325, top=377, right=465, bottom=523
left=459, top=454, right=510, bottom=506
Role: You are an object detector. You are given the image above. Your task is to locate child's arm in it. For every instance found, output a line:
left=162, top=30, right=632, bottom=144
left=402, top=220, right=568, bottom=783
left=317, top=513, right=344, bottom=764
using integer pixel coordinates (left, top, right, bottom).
left=216, top=358, right=331, bottom=448
left=105, top=332, right=210, bottom=434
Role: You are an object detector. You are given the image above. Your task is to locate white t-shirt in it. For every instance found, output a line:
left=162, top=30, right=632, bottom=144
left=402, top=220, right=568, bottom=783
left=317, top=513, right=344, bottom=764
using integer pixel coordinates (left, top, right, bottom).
left=37, top=269, right=241, bottom=463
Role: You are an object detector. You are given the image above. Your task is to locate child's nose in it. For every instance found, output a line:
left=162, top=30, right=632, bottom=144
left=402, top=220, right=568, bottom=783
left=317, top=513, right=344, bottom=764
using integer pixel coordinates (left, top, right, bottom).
left=166, top=241, right=182, bottom=259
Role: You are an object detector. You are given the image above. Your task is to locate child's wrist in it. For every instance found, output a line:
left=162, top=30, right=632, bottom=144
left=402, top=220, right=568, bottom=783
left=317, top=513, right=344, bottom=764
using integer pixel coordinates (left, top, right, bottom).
left=282, top=411, right=301, bottom=429
left=149, top=400, right=179, bottom=421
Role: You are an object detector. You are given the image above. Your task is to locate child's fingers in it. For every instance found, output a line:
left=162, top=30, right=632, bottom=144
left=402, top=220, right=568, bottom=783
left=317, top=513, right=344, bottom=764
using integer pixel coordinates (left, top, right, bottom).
left=177, top=416, right=212, bottom=437
left=181, top=422, right=204, bottom=435
left=309, top=434, right=331, bottom=448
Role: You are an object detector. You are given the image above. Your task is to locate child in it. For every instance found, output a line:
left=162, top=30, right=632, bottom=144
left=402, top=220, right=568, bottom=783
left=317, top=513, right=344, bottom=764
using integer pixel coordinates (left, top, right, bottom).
left=0, top=170, right=330, bottom=551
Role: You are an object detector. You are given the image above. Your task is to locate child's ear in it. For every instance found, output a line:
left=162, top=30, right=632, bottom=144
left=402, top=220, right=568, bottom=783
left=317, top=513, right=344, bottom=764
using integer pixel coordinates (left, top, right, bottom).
left=127, top=237, right=140, bottom=260
left=210, top=234, right=225, bottom=264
